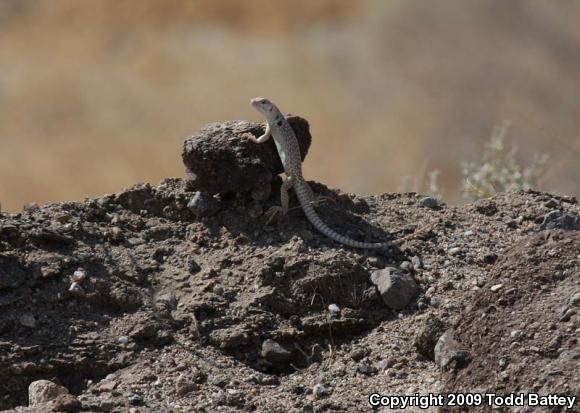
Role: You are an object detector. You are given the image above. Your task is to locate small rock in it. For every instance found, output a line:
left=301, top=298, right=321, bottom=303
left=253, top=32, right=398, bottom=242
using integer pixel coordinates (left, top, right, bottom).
left=569, top=292, right=580, bottom=307
left=400, top=261, right=413, bottom=272
left=370, top=267, right=418, bottom=310
left=411, top=256, right=422, bottom=269
left=357, top=361, right=378, bottom=376
left=420, top=196, right=439, bottom=209
left=434, top=329, right=471, bottom=371
left=414, top=315, right=446, bottom=360
left=261, top=339, right=292, bottom=365
left=474, top=199, right=498, bottom=216
left=50, top=393, right=81, bottom=412
left=328, top=304, right=340, bottom=317
left=187, top=191, right=220, bottom=218
left=429, top=296, right=442, bottom=308
left=71, top=269, right=87, bottom=283
left=29, top=380, right=69, bottom=405
left=448, top=247, right=462, bottom=256
left=463, top=230, right=475, bottom=237
left=540, top=211, right=580, bottom=230
left=118, top=336, right=130, bottom=344
left=19, top=313, right=36, bottom=328
left=312, top=383, right=329, bottom=399
left=490, top=283, right=503, bottom=292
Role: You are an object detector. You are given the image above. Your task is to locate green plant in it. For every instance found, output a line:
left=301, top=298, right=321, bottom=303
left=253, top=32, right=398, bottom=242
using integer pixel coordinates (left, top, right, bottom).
left=462, top=121, right=548, bottom=200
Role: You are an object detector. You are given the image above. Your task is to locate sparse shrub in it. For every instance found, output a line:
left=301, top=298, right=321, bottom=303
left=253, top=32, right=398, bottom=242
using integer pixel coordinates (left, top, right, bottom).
left=462, top=121, right=548, bottom=200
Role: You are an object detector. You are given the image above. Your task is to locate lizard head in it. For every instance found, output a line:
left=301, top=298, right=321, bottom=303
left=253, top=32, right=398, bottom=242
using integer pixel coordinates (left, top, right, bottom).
left=250, top=97, right=277, bottom=119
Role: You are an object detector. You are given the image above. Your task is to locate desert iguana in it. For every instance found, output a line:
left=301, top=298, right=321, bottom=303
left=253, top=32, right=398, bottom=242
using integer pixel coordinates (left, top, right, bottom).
left=248, top=97, right=429, bottom=249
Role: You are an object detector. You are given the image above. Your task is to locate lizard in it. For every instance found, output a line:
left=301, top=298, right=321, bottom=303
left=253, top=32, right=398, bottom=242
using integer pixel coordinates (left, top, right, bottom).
left=247, top=97, right=431, bottom=249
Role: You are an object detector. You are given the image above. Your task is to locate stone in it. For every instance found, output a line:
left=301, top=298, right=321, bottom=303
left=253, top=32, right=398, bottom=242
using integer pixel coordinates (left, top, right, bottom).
left=29, top=380, right=69, bottom=405
left=261, top=339, right=292, bottom=365
left=434, top=329, right=471, bottom=371
left=182, top=118, right=312, bottom=194
left=370, top=267, right=418, bottom=310
left=414, top=315, right=446, bottom=360
left=187, top=191, right=220, bottom=218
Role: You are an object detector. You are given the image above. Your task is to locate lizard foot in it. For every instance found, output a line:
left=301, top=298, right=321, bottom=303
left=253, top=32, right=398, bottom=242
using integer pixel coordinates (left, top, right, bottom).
left=264, top=206, right=288, bottom=225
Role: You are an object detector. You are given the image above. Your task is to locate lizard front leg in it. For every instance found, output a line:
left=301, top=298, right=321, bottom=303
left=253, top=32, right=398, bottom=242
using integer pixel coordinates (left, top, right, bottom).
left=265, top=176, right=293, bottom=224
left=246, top=123, right=271, bottom=143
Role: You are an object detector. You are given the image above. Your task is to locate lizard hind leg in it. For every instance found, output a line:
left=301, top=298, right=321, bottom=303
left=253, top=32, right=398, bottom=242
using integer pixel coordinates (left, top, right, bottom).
left=264, top=176, right=293, bottom=225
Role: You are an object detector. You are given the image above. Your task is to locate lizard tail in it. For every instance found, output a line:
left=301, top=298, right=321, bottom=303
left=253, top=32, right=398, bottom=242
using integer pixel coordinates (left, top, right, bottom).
left=294, top=182, right=391, bottom=249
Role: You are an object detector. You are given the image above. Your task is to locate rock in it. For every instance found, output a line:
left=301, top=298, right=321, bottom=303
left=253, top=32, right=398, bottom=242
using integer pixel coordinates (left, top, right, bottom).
left=414, top=315, right=446, bottom=360
left=49, top=393, right=82, bottom=412
left=328, top=303, right=341, bottom=317
left=19, top=313, right=36, bottom=328
left=182, top=118, right=312, bottom=194
left=411, top=256, right=422, bottom=269
left=187, top=191, right=220, bottom=218
left=490, top=283, right=503, bottom=292
left=312, top=383, right=329, bottom=399
left=370, top=267, right=418, bottom=310
left=356, top=360, right=378, bottom=375
left=399, top=261, right=413, bottom=272
left=544, top=198, right=560, bottom=209
left=540, top=211, right=580, bottom=230
left=474, top=199, right=498, bottom=216
left=420, top=196, right=439, bottom=209
left=570, top=292, right=580, bottom=307
left=261, top=339, right=292, bottom=365
left=434, top=329, right=471, bottom=371
left=29, top=379, right=69, bottom=405
left=71, top=269, right=87, bottom=283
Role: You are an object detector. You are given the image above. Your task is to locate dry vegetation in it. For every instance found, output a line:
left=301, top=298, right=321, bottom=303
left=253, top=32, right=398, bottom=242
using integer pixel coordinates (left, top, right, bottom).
left=1, top=0, right=579, bottom=211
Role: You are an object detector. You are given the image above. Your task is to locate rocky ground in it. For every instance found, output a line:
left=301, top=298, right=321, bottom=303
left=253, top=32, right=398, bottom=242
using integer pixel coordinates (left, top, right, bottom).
left=0, top=118, right=579, bottom=412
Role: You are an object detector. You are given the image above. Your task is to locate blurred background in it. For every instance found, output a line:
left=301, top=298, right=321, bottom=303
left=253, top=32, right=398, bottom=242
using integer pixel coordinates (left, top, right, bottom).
left=1, top=0, right=579, bottom=211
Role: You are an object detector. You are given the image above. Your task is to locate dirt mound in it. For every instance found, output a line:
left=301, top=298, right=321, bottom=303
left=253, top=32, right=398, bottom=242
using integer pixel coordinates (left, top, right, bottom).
left=1, top=180, right=578, bottom=412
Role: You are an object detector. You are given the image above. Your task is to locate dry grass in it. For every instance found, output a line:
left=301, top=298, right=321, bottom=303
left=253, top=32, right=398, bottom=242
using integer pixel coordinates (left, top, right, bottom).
left=1, top=0, right=579, bottom=211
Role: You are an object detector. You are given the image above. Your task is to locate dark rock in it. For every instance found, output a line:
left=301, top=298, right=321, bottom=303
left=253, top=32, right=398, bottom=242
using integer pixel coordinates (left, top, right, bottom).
left=29, top=228, right=75, bottom=245
left=260, top=339, right=292, bottom=365
left=414, top=315, right=447, bottom=360
left=370, top=267, right=418, bottom=310
left=420, top=196, right=439, bottom=209
left=540, top=211, right=580, bottom=230
left=434, top=329, right=471, bottom=371
left=182, top=117, right=311, bottom=194
left=187, top=191, right=220, bottom=218
left=474, top=199, right=498, bottom=216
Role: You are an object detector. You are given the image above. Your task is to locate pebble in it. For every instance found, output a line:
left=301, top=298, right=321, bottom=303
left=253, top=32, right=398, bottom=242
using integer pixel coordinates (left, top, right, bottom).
left=72, top=269, right=87, bottom=283
left=434, top=329, right=471, bottom=371
left=448, top=247, right=462, bottom=256
left=187, top=191, right=220, bottom=218
left=463, top=230, right=474, bottom=237
left=490, top=283, right=503, bottom=292
left=420, top=196, right=439, bottom=209
left=118, top=336, right=130, bottom=344
left=328, top=304, right=340, bottom=317
left=399, top=261, right=413, bottom=272
left=312, top=383, right=329, bottom=399
left=411, top=256, right=422, bottom=269
left=569, top=292, right=580, bottom=307
left=19, top=313, right=36, bottom=328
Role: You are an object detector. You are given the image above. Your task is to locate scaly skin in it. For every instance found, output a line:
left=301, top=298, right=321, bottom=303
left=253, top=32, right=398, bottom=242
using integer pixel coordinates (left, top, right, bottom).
left=247, top=97, right=397, bottom=249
